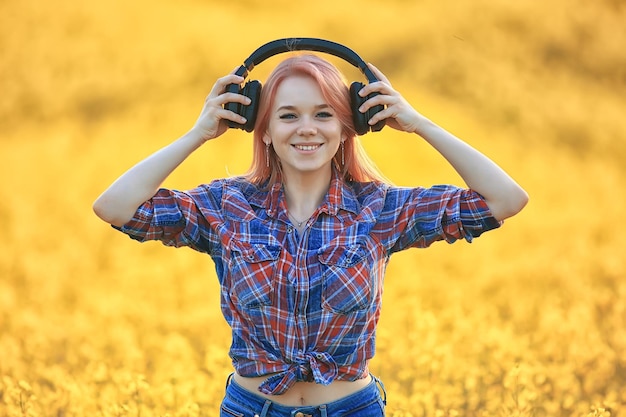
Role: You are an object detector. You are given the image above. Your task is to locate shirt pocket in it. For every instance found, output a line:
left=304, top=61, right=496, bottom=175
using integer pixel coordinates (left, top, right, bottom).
left=228, top=240, right=281, bottom=308
left=318, top=243, right=372, bottom=314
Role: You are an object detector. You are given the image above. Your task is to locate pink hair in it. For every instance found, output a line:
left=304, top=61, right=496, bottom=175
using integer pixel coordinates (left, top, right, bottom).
left=243, top=54, right=388, bottom=186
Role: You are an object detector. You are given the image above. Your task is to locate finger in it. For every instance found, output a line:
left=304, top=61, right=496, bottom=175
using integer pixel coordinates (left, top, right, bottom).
left=358, top=93, right=395, bottom=114
left=201, top=107, right=247, bottom=127
left=211, top=92, right=251, bottom=107
left=207, top=74, right=246, bottom=99
left=367, top=63, right=392, bottom=85
left=220, top=108, right=248, bottom=125
left=366, top=106, right=396, bottom=126
left=358, top=80, right=396, bottom=99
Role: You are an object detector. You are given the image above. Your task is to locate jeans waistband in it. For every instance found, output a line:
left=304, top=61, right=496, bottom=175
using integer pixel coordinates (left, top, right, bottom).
left=224, top=373, right=386, bottom=417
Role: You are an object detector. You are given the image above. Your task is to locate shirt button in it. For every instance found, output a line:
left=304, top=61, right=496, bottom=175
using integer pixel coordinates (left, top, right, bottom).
left=287, top=226, right=294, bottom=233
left=315, top=353, right=324, bottom=359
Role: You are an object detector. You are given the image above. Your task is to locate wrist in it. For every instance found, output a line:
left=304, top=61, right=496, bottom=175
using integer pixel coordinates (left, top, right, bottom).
left=184, top=127, right=212, bottom=147
left=412, top=116, right=436, bottom=137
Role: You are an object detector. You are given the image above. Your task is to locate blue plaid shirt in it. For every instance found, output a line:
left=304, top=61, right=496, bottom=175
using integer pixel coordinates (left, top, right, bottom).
left=115, top=169, right=501, bottom=395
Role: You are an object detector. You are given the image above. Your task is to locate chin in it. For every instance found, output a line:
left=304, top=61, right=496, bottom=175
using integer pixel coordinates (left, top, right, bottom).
left=286, top=162, right=333, bottom=176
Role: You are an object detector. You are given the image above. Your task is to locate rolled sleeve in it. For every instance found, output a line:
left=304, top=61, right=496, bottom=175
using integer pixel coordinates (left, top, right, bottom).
left=113, top=188, right=211, bottom=253
left=386, top=185, right=502, bottom=252
left=440, top=188, right=502, bottom=243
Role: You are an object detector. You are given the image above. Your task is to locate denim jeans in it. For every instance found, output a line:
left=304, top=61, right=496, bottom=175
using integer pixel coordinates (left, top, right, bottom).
left=220, top=374, right=387, bottom=417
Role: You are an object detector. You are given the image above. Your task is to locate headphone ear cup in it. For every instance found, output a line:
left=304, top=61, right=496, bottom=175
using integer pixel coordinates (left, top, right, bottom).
left=350, top=82, right=386, bottom=135
left=224, top=82, right=244, bottom=129
left=224, top=80, right=261, bottom=131
left=240, top=80, right=262, bottom=132
left=350, top=82, right=369, bottom=136
left=367, top=99, right=386, bottom=133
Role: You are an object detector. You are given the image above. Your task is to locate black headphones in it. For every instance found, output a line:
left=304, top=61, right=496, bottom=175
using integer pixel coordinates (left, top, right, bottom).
left=224, top=38, right=385, bottom=135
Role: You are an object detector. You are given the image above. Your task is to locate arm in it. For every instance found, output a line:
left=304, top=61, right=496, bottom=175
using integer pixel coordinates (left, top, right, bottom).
left=92, top=71, right=251, bottom=227
left=358, top=64, right=529, bottom=222
left=406, top=120, right=528, bottom=221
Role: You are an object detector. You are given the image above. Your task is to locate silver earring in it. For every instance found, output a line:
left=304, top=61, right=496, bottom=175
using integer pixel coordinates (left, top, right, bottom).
left=265, top=142, right=270, bottom=167
left=341, top=141, right=345, bottom=166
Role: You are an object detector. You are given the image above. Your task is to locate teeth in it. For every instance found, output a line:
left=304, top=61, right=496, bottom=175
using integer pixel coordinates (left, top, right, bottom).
left=295, top=144, right=320, bottom=151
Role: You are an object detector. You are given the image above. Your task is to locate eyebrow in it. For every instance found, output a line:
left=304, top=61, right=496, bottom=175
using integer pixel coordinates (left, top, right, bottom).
left=275, top=104, right=332, bottom=112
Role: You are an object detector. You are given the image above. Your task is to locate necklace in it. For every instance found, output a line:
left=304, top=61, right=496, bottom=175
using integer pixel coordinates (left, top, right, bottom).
left=287, top=211, right=307, bottom=227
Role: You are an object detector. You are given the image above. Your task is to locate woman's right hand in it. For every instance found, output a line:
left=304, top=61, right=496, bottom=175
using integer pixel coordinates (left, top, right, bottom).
left=190, top=69, right=252, bottom=143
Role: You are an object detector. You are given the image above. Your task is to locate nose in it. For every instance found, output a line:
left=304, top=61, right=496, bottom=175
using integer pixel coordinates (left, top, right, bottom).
left=296, top=116, right=317, bottom=136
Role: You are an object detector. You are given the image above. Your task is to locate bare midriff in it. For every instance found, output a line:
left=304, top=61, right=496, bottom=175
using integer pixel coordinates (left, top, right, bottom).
left=233, top=372, right=372, bottom=406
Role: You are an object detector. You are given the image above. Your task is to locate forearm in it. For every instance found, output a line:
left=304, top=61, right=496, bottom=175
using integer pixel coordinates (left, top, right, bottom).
left=356, top=63, right=528, bottom=221
left=415, top=118, right=528, bottom=221
left=93, top=129, right=204, bottom=227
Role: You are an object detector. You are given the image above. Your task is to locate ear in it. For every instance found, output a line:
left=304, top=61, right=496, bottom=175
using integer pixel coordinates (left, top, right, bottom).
left=263, top=133, right=271, bottom=145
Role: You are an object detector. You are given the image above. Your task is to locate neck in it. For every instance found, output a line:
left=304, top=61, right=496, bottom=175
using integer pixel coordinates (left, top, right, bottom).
left=282, top=168, right=332, bottom=220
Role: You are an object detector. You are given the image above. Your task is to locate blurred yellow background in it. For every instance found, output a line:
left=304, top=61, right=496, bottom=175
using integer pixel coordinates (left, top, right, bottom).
left=1, top=0, right=625, bottom=416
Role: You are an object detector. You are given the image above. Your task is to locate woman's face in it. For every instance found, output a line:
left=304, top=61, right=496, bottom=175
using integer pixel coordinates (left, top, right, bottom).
left=264, top=75, right=344, bottom=181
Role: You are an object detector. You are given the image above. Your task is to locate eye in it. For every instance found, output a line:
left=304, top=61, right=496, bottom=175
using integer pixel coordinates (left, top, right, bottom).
left=317, top=111, right=333, bottom=118
left=279, top=113, right=297, bottom=120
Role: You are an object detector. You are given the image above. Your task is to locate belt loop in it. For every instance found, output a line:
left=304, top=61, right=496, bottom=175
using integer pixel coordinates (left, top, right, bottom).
left=374, top=375, right=387, bottom=405
left=225, top=372, right=234, bottom=392
left=259, top=400, right=271, bottom=417
left=319, top=404, right=328, bottom=417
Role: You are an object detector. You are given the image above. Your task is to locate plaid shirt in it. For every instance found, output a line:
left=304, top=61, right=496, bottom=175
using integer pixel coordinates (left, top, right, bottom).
left=115, top=169, right=500, bottom=395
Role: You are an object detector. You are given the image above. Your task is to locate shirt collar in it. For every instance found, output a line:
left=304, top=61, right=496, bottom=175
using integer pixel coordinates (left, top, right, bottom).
left=249, top=167, right=360, bottom=218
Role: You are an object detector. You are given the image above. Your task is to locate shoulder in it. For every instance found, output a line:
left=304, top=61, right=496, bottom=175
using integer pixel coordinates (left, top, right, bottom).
left=348, top=180, right=426, bottom=207
left=194, top=176, right=264, bottom=199
left=348, top=180, right=390, bottom=196
left=343, top=181, right=390, bottom=218
left=191, top=177, right=268, bottom=218
left=348, top=181, right=474, bottom=213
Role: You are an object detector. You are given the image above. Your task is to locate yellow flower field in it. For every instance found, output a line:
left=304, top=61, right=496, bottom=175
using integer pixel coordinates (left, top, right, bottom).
left=1, top=0, right=625, bottom=416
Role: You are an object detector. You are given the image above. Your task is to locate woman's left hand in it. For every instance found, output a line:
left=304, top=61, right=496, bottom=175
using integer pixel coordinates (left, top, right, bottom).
left=358, top=63, right=424, bottom=134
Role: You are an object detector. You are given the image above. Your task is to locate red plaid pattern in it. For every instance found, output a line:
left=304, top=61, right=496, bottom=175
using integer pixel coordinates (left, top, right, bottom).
left=115, top=169, right=500, bottom=394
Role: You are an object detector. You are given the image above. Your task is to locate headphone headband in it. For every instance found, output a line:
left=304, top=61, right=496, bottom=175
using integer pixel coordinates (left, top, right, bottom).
left=225, top=38, right=385, bottom=134
left=234, top=38, right=379, bottom=84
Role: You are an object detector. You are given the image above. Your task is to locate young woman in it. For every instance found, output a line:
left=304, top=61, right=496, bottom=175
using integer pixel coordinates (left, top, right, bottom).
left=93, top=53, right=528, bottom=417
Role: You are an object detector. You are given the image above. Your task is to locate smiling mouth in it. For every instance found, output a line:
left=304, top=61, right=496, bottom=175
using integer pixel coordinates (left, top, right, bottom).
left=293, top=144, right=322, bottom=151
